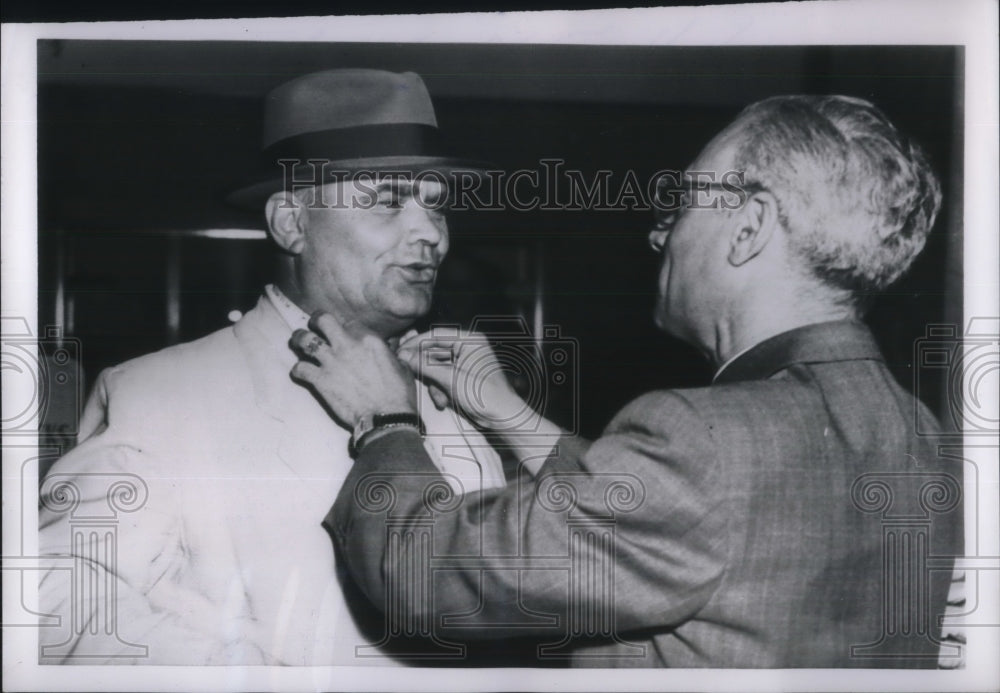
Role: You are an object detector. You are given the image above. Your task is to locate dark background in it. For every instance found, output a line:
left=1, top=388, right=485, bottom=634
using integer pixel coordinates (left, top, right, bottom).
left=5, top=0, right=764, bottom=23
left=37, top=41, right=962, bottom=441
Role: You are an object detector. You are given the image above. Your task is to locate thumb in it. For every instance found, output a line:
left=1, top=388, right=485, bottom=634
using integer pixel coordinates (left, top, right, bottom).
left=396, top=343, right=421, bottom=372
left=428, top=383, right=450, bottom=410
left=397, top=345, right=453, bottom=392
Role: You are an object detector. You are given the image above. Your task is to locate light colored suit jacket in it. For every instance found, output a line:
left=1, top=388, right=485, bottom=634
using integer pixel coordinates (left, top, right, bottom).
left=38, top=295, right=504, bottom=665
left=329, top=321, right=963, bottom=667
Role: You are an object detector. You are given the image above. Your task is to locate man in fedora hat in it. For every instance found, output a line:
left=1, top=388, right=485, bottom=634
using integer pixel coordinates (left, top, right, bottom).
left=38, top=69, right=504, bottom=665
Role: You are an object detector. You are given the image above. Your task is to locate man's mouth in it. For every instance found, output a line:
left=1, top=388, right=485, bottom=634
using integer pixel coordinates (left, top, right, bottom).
left=395, top=262, right=438, bottom=283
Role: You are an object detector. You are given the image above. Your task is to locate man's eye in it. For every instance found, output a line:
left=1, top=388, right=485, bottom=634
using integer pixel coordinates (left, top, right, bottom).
left=419, top=189, right=449, bottom=209
left=376, top=193, right=403, bottom=208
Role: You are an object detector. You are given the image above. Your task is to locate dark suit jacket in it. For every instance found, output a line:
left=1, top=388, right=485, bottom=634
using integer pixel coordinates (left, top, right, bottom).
left=327, top=321, right=963, bottom=667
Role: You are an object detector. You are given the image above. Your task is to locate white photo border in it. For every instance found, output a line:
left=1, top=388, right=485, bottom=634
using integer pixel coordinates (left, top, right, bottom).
left=3, top=1, right=998, bottom=691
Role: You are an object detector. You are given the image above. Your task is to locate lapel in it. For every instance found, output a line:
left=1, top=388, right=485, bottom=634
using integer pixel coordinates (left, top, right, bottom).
left=232, top=297, right=354, bottom=485
left=232, top=294, right=505, bottom=492
left=232, top=295, right=297, bottom=424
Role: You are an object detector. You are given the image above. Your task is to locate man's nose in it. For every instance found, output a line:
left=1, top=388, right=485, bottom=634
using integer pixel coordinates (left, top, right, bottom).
left=404, top=201, right=447, bottom=247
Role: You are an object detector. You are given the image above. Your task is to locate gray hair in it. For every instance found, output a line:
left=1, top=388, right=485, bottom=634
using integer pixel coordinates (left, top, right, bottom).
left=729, top=95, right=942, bottom=303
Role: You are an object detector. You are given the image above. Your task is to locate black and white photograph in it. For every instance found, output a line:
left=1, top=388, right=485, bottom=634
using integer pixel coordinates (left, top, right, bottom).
left=2, top=2, right=998, bottom=691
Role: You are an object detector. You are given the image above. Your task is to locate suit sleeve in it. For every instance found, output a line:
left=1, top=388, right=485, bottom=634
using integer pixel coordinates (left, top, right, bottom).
left=326, top=392, right=727, bottom=638
left=38, top=368, right=272, bottom=665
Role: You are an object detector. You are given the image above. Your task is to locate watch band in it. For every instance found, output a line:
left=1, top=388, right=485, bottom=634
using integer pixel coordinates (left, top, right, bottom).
left=349, top=413, right=425, bottom=458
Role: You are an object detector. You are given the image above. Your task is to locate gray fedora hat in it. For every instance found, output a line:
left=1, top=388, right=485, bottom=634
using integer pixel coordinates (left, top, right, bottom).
left=227, top=68, right=487, bottom=209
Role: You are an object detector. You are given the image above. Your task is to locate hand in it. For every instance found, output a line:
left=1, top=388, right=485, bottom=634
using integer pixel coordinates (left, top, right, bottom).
left=396, top=329, right=531, bottom=432
left=290, top=312, right=417, bottom=428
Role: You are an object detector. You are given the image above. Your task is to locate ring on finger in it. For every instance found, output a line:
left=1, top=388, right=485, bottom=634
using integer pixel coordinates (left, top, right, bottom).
left=302, top=334, right=324, bottom=357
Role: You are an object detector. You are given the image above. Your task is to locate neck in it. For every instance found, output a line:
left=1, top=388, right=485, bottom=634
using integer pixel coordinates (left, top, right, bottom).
left=275, top=274, right=315, bottom=316
left=707, top=296, right=855, bottom=369
left=273, top=275, right=401, bottom=347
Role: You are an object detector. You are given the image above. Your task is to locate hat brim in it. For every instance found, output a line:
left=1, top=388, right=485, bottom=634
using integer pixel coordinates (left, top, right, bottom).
left=226, top=155, right=493, bottom=211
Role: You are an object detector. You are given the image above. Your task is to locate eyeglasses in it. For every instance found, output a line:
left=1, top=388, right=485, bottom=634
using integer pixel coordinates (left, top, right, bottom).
left=648, top=177, right=767, bottom=252
left=653, top=176, right=757, bottom=213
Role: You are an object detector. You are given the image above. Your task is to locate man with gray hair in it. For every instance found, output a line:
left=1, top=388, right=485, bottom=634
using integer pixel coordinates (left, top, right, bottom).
left=292, top=94, right=962, bottom=667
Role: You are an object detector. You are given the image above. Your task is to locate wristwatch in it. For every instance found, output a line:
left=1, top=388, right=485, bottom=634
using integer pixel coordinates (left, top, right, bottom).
left=349, top=412, right=425, bottom=458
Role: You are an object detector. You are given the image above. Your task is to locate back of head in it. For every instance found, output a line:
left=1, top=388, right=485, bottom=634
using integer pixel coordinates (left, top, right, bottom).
left=729, top=95, right=942, bottom=310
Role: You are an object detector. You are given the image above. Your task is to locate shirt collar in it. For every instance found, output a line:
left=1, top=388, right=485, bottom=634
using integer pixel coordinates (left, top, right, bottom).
left=712, top=320, right=884, bottom=385
left=265, top=283, right=311, bottom=332
left=264, top=284, right=406, bottom=351
left=712, top=340, right=758, bottom=380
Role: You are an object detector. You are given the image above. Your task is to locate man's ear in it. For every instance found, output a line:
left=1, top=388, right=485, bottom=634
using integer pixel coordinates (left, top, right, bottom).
left=265, top=191, right=308, bottom=255
left=728, top=191, right=779, bottom=267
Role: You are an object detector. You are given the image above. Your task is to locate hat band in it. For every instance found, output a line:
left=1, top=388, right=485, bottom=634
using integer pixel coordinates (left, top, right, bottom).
left=262, top=123, right=445, bottom=166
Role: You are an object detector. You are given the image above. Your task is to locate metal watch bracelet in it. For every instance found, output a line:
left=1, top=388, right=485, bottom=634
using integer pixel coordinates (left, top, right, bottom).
left=349, top=413, right=425, bottom=458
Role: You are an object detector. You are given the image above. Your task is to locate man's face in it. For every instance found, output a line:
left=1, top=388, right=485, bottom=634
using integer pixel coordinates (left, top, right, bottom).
left=298, top=177, right=449, bottom=337
left=648, top=127, right=743, bottom=343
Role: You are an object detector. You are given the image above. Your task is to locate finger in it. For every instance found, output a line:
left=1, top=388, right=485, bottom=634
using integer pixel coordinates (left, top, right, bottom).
left=397, top=341, right=454, bottom=376
left=428, top=383, right=450, bottom=410
left=289, top=329, right=331, bottom=362
left=396, top=346, right=420, bottom=376
left=397, top=333, right=425, bottom=361
left=308, top=310, right=350, bottom=346
left=399, top=326, right=473, bottom=353
left=399, top=336, right=452, bottom=357
left=424, top=344, right=456, bottom=364
left=397, top=330, right=424, bottom=352
left=407, top=357, right=455, bottom=394
left=290, top=359, right=321, bottom=383
left=396, top=340, right=432, bottom=372
left=397, top=329, right=490, bottom=377
left=453, top=331, right=490, bottom=360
